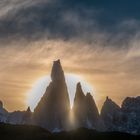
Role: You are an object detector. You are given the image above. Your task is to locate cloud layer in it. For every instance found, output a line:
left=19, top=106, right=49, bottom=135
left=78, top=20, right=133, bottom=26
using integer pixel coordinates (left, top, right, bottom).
left=0, top=0, right=140, bottom=42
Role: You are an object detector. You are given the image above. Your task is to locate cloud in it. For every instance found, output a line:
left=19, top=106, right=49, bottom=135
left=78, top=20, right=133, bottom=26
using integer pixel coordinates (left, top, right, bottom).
left=0, top=0, right=140, bottom=44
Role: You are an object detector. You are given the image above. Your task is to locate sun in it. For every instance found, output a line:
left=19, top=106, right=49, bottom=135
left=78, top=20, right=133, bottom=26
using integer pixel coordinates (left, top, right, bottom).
left=26, top=73, right=95, bottom=111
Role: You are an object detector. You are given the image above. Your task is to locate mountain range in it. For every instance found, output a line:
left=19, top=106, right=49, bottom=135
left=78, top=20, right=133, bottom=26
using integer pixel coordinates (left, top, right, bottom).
left=0, top=60, right=140, bottom=134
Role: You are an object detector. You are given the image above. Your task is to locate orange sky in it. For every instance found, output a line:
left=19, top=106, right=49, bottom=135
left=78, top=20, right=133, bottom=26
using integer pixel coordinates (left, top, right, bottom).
left=0, top=39, right=140, bottom=112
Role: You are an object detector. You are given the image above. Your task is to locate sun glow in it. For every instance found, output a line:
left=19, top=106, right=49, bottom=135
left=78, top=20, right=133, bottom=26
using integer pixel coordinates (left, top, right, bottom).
left=27, top=73, right=95, bottom=111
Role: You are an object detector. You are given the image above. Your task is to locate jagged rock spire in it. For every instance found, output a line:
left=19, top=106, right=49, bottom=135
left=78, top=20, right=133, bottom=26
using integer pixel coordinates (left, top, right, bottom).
left=74, top=82, right=85, bottom=101
left=73, top=82, right=86, bottom=128
left=73, top=83, right=100, bottom=129
left=33, top=60, right=70, bottom=131
left=85, top=92, right=100, bottom=129
left=85, top=92, right=99, bottom=120
left=51, top=59, right=65, bottom=82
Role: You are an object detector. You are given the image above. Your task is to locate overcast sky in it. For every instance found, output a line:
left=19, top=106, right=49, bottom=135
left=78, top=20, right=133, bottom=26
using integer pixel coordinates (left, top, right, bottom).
left=0, top=0, right=140, bottom=111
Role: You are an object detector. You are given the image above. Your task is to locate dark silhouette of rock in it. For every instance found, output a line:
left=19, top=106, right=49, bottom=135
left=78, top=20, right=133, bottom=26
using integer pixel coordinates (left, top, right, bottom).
left=122, top=96, right=140, bottom=112
left=121, top=97, right=140, bottom=134
left=73, top=82, right=87, bottom=128
left=85, top=93, right=101, bottom=129
left=73, top=82, right=100, bottom=129
left=33, top=60, right=70, bottom=131
left=100, top=96, right=140, bottom=134
left=100, top=97, right=122, bottom=131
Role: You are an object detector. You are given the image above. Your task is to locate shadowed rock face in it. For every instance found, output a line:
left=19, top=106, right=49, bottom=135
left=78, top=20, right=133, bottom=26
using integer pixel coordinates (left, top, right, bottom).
left=122, top=97, right=140, bottom=112
left=101, top=96, right=140, bottom=134
left=73, top=83, right=87, bottom=128
left=121, top=97, right=140, bottom=134
left=33, top=60, right=70, bottom=131
left=85, top=93, right=100, bottom=129
left=101, top=97, right=122, bottom=131
left=73, top=83, right=100, bottom=129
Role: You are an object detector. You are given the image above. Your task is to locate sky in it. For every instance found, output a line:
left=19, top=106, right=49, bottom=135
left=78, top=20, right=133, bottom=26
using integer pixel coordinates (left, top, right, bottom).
left=0, top=0, right=140, bottom=111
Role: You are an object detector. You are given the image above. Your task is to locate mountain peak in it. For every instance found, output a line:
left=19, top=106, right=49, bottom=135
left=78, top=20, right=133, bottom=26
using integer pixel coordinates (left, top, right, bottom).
left=104, top=97, right=120, bottom=109
left=75, top=82, right=85, bottom=100
left=122, top=96, right=140, bottom=112
left=34, top=60, right=70, bottom=131
left=105, top=96, right=111, bottom=101
left=26, top=107, right=31, bottom=112
left=77, top=82, right=82, bottom=90
left=51, top=59, right=65, bottom=82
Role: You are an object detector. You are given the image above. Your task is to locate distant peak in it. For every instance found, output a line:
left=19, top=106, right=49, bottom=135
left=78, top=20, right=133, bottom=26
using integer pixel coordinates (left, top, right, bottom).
left=105, top=97, right=113, bottom=103
left=102, top=97, right=121, bottom=110
left=75, top=82, right=85, bottom=99
left=51, top=59, right=65, bottom=82
left=122, top=96, right=140, bottom=111
left=86, top=92, right=95, bottom=103
left=86, top=93, right=96, bottom=104
left=106, top=96, right=109, bottom=100
left=76, top=82, right=83, bottom=93
left=27, top=107, right=31, bottom=112
left=105, top=96, right=113, bottom=103
left=77, top=82, right=81, bottom=88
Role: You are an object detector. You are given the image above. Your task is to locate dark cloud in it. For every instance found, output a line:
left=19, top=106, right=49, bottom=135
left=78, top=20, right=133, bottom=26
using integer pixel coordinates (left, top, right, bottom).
left=0, top=0, right=140, bottom=44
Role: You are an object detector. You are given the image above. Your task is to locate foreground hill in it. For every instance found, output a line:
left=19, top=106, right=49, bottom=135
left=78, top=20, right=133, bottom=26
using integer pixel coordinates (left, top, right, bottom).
left=0, top=123, right=140, bottom=140
left=0, top=123, right=51, bottom=140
